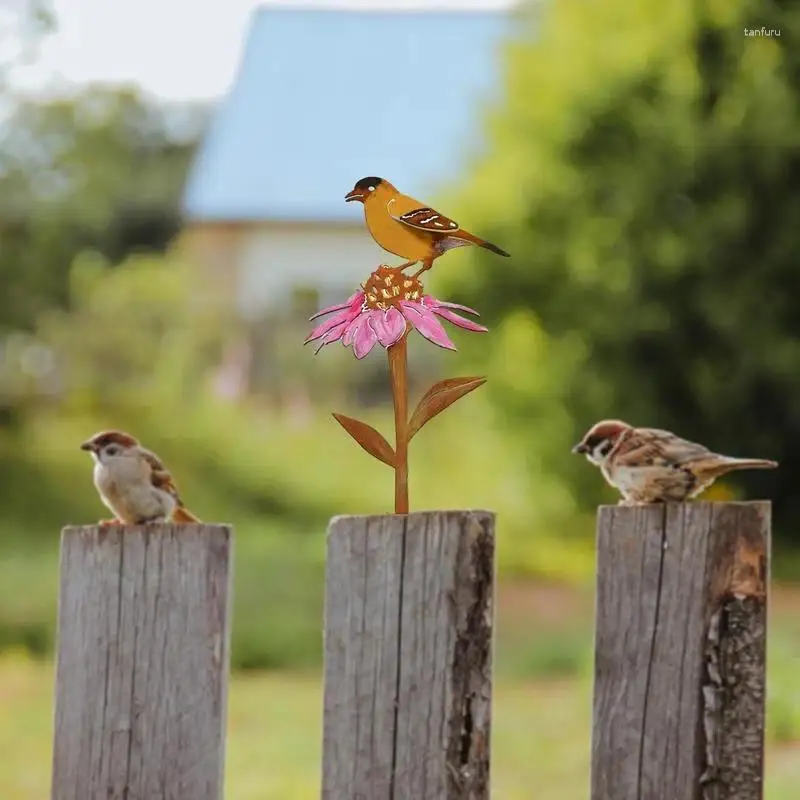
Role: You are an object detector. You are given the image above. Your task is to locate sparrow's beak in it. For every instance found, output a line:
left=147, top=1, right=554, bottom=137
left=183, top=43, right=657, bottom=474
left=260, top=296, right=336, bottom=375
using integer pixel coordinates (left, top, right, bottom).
left=571, top=443, right=588, bottom=455
left=344, top=189, right=363, bottom=203
left=80, top=440, right=96, bottom=452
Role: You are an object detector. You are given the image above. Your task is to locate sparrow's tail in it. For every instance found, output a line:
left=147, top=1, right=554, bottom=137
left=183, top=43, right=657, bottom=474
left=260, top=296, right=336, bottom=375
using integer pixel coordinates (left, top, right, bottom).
left=704, top=456, right=779, bottom=477
left=172, top=506, right=201, bottom=523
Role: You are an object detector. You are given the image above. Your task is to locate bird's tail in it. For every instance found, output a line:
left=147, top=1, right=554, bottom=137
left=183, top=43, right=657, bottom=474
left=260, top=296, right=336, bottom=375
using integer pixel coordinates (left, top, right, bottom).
left=703, top=456, right=778, bottom=477
left=172, top=506, right=201, bottom=523
left=479, top=239, right=511, bottom=258
left=456, top=230, right=511, bottom=257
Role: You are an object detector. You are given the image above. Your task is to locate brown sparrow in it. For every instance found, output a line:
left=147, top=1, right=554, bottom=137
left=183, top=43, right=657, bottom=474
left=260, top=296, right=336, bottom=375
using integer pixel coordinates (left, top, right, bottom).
left=572, top=419, right=778, bottom=505
left=80, top=430, right=200, bottom=525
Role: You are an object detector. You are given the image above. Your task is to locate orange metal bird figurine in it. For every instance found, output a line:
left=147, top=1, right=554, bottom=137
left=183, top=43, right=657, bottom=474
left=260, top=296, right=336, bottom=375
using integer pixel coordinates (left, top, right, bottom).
left=345, top=176, right=510, bottom=277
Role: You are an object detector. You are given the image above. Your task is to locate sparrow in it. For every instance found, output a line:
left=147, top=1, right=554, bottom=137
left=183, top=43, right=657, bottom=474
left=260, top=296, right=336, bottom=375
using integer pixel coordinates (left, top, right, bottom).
left=572, top=419, right=778, bottom=505
left=80, top=430, right=201, bottom=525
left=345, top=176, right=510, bottom=277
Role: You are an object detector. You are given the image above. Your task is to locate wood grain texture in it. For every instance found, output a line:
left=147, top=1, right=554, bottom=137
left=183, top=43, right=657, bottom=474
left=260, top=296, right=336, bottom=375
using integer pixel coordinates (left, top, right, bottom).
left=591, top=501, right=769, bottom=800
left=51, top=524, right=233, bottom=800
left=322, top=510, right=495, bottom=800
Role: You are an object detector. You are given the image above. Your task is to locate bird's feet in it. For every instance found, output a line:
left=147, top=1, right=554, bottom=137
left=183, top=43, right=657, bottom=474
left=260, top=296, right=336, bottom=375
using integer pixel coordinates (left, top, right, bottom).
left=616, top=498, right=642, bottom=507
left=411, top=260, right=434, bottom=279
left=97, top=517, right=123, bottom=526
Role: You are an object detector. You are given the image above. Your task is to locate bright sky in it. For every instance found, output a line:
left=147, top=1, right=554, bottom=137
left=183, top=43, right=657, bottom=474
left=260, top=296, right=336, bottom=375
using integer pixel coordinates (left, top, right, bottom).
left=9, top=0, right=512, bottom=101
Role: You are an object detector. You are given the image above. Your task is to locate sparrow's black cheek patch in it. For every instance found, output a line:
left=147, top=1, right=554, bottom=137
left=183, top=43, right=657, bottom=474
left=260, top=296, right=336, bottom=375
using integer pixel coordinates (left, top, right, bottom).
left=584, top=435, right=609, bottom=455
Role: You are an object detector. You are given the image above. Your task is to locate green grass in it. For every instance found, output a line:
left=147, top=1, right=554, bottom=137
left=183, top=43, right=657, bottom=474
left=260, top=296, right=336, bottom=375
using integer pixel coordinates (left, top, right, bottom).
left=2, top=583, right=799, bottom=798
left=2, top=654, right=799, bottom=800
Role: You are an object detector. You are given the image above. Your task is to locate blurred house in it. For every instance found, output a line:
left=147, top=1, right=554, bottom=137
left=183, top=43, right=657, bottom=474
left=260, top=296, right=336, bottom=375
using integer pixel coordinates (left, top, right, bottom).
left=180, top=4, right=509, bottom=322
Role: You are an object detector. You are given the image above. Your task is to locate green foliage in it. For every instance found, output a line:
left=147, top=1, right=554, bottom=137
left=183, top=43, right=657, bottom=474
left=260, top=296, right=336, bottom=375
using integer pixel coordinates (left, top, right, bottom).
left=0, top=250, right=599, bottom=665
left=440, top=0, right=800, bottom=540
left=500, top=630, right=590, bottom=681
left=0, top=86, right=206, bottom=336
left=37, top=252, right=237, bottom=409
left=769, top=640, right=800, bottom=743
left=0, top=395, right=595, bottom=666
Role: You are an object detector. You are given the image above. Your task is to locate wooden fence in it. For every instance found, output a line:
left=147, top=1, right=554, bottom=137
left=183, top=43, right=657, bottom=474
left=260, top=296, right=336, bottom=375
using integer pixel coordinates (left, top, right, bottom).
left=51, top=524, right=233, bottom=799
left=591, top=501, right=769, bottom=800
left=49, top=502, right=769, bottom=799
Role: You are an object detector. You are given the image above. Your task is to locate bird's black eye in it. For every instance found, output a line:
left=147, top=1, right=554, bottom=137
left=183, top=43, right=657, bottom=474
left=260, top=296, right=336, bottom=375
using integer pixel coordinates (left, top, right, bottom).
left=104, top=444, right=120, bottom=456
left=597, top=440, right=613, bottom=457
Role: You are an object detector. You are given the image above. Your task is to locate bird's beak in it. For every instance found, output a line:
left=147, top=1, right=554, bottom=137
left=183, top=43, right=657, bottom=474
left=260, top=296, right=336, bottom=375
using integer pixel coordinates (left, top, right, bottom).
left=571, top=443, right=588, bottom=455
left=344, top=190, right=363, bottom=203
left=80, top=440, right=96, bottom=452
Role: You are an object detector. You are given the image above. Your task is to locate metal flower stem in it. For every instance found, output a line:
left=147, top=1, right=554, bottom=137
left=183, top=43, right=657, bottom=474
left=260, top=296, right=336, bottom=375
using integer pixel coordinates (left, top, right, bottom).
left=387, top=331, right=410, bottom=514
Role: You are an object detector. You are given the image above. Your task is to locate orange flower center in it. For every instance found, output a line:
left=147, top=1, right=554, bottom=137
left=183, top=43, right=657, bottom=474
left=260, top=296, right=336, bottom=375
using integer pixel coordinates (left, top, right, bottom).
left=362, top=266, right=424, bottom=311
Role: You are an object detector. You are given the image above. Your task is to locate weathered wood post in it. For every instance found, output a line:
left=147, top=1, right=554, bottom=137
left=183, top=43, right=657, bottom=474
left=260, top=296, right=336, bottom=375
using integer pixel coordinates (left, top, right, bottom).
left=321, top=510, right=495, bottom=800
left=591, top=501, right=769, bottom=800
left=51, top=524, right=234, bottom=800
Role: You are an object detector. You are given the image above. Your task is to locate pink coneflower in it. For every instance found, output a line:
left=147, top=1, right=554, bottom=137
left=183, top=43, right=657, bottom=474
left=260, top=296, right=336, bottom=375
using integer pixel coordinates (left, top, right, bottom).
left=306, top=264, right=488, bottom=514
left=305, top=266, right=487, bottom=359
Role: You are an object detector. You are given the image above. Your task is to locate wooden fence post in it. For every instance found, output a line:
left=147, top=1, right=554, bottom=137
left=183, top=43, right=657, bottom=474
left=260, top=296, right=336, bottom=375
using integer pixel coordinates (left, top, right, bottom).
left=51, top=524, right=234, bottom=800
left=591, top=501, right=769, bottom=800
left=321, top=510, right=495, bottom=800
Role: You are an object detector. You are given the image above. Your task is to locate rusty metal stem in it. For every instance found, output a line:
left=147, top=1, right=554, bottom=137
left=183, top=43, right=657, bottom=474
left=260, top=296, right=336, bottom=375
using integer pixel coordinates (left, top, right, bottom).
left=387, top=333, right=409, bottom=514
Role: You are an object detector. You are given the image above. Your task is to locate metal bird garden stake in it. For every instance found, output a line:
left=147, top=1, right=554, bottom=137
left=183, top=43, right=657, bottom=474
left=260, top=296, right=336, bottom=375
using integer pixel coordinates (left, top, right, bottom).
left=305, top=264, right=487, bottom=513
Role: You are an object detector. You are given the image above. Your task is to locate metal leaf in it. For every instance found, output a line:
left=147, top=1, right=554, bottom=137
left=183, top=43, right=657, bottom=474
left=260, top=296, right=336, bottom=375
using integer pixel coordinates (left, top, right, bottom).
left=332, top=413, right=396, bottom=468
left=408, top=376, right=487, bottom=439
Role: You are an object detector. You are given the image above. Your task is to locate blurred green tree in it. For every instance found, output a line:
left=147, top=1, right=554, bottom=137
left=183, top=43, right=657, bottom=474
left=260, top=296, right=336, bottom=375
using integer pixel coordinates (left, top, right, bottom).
left=0, top=86, right=207, bottom=335
left=36, top=252, right=235, bottom=410
left=443, top=0, right=799, bottom=539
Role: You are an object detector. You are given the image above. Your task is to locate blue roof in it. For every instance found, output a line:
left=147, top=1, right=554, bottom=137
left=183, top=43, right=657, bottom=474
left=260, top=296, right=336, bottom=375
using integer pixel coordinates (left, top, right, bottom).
left=182, top=7, right=509, bottom=222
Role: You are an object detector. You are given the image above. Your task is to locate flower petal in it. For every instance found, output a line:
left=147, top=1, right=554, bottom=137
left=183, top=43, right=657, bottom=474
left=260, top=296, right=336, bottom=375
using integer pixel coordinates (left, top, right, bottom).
left=313, top=321, right=349, bottom=353
left=305, top=307, right=358, bottom=344
left=431, top=306, right=489, bottom=333
left=372, top=307, right=406, bottom=347
left=400, top=302, right=456, bottom=350
left=308, top=291, right=364, bottom=321
left=353, top=316, right=378, bottom=359
left=342, top=315, right=362, bottom=347
left=424, top=296, right=481, bottom=317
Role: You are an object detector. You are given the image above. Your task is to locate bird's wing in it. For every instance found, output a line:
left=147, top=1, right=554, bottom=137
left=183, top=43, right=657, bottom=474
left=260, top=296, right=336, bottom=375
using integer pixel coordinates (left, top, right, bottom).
left=388, top=197, right=461, bottom=234
left=140, top=448, right=186, bottom=507
left=612, top=428, right=712, bottom=469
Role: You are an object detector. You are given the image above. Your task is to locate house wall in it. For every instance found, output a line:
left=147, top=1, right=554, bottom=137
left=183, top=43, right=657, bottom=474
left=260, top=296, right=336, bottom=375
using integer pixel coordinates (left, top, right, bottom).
left=235, top=221, right=388, bottom=319
left=176, top=222, right=246, bottom=301
left=180, top=220, right=388, bottom=318
left=178, top=219, right=448, bottom=404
